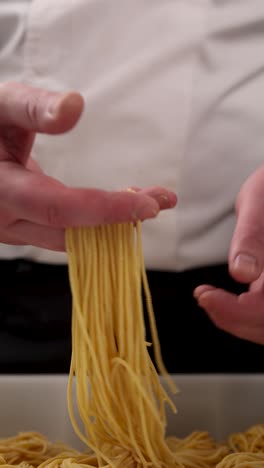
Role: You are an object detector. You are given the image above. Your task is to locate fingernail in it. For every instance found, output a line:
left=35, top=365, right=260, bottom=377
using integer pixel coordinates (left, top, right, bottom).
left=196, top=292, right=211, bottom=309
left=169, top=192, right=177, bottom=207
left=158, top=195, right=169, bottom=208
left=233, top=254, right=259, bottom=279
left=46, top=97, right=61, bottom=118
left=133, top=204, right=159, bottom=221
left=193, top=285, right=214, bottom=300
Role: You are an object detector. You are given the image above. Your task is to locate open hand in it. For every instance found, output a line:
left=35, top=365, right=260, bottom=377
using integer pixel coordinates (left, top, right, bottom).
left=194, top=167, right=264, bottom=344
left=0, top=82, right=177, bottom=251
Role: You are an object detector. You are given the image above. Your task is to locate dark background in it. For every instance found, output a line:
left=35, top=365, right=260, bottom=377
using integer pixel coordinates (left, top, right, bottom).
left=0, top=259, right=263, bottom=374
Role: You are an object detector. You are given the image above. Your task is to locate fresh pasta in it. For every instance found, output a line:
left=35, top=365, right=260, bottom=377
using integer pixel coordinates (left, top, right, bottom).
left=0, top=223, right=263, bottom=467
left=66, top=223, right=179, bottom=466
left=1, top=427, right=264, bottom=468
left=228, top=424, right=264, bottom=453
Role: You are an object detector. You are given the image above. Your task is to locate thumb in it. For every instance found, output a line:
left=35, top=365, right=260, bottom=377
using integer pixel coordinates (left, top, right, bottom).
left=229, top=167, right=264, bottom=283
left=0, top=82, right=84, bottom=134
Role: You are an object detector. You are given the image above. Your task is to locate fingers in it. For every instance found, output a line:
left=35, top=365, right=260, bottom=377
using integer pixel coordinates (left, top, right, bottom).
left=194, top=285, right=264, bottom=344
left=0, top=163, right=177, bottom=228
left=0, top=185, right=177, bottom=251
left=229, top=167, right=264, bottom=283
left=0, top=223, right=64, bottom=251
left=138, top=186, right=177, bottom=209
left=125, top=186, right=177, bottom=209
left=0, top=82, right=84, bottom=134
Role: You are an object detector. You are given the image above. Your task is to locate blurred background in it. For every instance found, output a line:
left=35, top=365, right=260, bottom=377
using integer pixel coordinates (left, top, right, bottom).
left=1, top=0, right=264, bottom=376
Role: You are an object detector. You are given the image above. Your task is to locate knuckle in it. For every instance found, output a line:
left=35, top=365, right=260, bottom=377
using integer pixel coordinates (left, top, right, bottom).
left=25, top=94, right=39, bottom=128
left=0, top=207, right=15, bottom=228
left=239, top=231, right=264, bottom=255
left=46, top=204, right=64, bottom=228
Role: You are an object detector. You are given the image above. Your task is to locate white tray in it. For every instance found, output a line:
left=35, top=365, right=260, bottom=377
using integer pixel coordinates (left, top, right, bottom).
left=0, top=374, right=263, bottom=447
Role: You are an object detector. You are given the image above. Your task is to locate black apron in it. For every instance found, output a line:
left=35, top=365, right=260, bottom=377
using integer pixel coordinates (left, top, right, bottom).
left=0, top=260, right=263, bottom=374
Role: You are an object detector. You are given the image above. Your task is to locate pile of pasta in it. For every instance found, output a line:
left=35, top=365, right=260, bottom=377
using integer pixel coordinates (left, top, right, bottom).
left=1, top=425, right=264, bottom=468
left=0, top=223, right=263, bottom=468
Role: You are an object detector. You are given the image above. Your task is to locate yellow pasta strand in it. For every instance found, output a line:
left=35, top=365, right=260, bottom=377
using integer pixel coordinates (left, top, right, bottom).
left=66, top=224, right=178, bottom=467
left=0, top=223, right=263, bottom=468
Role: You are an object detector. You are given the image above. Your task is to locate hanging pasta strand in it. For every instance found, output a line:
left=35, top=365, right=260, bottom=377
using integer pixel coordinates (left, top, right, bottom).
left=66, top=224, right=178, bottom=467
left=0, top=223, right=262, bottom=468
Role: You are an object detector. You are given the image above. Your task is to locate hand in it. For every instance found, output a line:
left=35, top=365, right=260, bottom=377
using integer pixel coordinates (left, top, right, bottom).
left=194, top=167, right=264, bottom=344
left=0, top=82, right=177, bottom=251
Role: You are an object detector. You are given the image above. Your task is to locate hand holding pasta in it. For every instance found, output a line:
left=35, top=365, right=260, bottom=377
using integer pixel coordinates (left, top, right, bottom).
left=0, top=82, right=176, bottom=251
left=195, top=166, right=264, bottom=345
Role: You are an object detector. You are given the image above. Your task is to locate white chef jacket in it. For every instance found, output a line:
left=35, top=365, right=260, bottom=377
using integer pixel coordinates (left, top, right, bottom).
left=0, top=0, right=264, bottom=272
